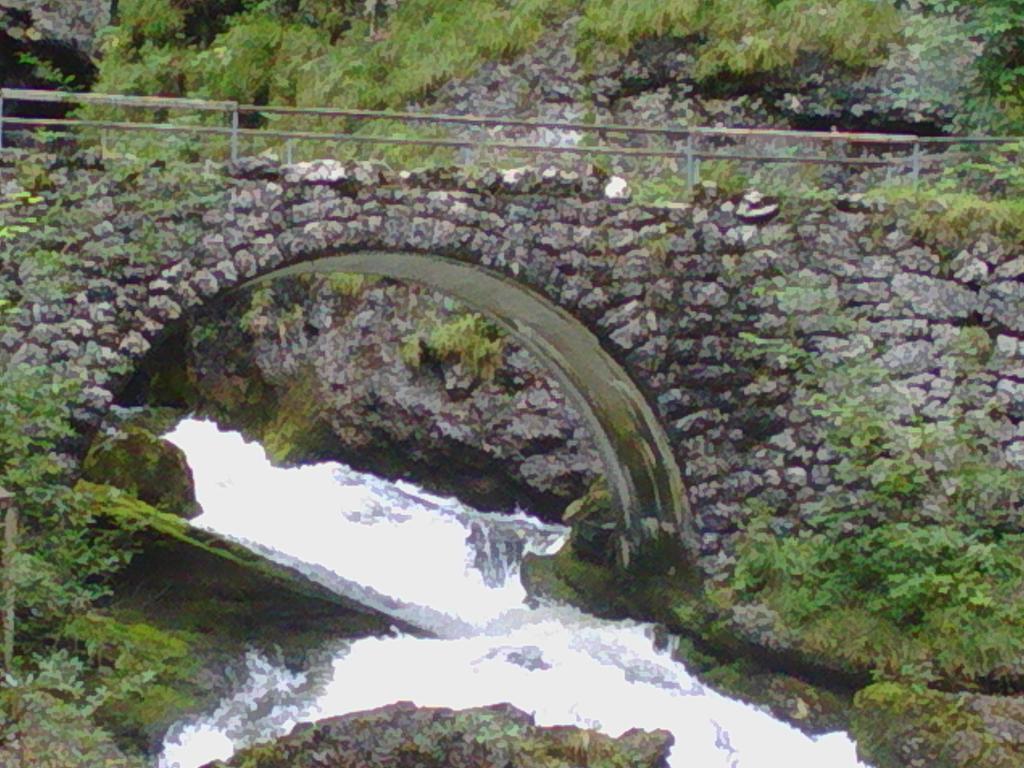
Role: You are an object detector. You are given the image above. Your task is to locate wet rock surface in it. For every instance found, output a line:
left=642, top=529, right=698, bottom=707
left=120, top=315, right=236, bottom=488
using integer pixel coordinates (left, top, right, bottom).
left=199, top=701, right=674, bottom=768
left=183, top=277, right=602, bottom=522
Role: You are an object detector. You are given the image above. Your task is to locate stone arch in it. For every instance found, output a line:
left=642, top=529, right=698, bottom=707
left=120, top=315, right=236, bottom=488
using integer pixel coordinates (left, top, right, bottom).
left=237, top=251, right=694, bottom=571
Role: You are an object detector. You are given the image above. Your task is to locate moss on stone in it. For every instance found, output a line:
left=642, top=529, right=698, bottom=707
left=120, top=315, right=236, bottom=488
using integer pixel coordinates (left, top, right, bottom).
left=77, top=481, right=394, bottom=753
left=669, top=636, right=850, bottom=733
left=562, top=479, right=618, bottom=566
left=850, top=683, right=1023, bottom=768
left=203, top=702, right=672, bottom=768
left=325, top=272, right=381, bottom=297
left=83, top=420, right=200, bottom=519
left=400, top=312, right=506, bottom=382
left=257, top=368, right=342, bottom=465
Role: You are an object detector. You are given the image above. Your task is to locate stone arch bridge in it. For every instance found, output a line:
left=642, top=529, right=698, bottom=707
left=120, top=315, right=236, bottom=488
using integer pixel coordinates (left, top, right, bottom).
left=2, top=150, right=1022, bottom=575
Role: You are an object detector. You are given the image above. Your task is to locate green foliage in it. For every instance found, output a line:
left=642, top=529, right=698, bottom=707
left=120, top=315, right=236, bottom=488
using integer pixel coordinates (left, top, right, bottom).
left=869, top=186, right=1024, bottom=256
left=0, top=183, right=195, bottom=763
left=14, top=52, right=78, bottom=89
left=0, top=684, right=147, bottom=767
left=866, top=145, right=1024, bottom=253
left=965, top=1, right=1024, bottom=132
left=117, top=0, right=188, bottom=47
left=185, top=15, right=332, bottom=104
left=696, top=160, right=750, bottom=197
left=0, top=191, right=44, bottom=241
left=0, top=367, right=155, bottom=758
left=93, top=0, right=577, bottom=112
left=62, top=612, right=200, bottom=736
left=730, top=352, right=1024, bottom=684
left=576, top=0, right=903, bottom=78
left=401, top=312, right=505, bottom=380
left=324, top=272, right=381, bottom=297
left=294, top=0, right=576, bottom=108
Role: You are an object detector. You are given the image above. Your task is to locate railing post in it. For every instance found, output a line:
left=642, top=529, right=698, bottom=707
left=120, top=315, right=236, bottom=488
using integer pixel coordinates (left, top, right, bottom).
left=911, top=141, right=921, bottom=185
left=2, top=488, right=17, bottom=674
left=230, top=104, right=240, bottom=162
left=685, top=133, right=695, bottom=190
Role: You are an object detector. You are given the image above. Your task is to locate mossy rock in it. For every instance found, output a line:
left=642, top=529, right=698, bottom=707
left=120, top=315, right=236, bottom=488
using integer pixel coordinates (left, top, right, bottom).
left=84, top=420, right=200, bottom=520
left=562, top=480, right=618, bottom=566
left=850, top=683, right=1024, bottom=768
left=79, top=482, right=396, bottom=755
left=201, top=701, right=673, bottom=768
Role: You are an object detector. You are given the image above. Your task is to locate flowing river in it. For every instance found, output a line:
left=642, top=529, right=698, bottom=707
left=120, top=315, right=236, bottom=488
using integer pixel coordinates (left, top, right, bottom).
left=157, top=418, right=866, bottom=768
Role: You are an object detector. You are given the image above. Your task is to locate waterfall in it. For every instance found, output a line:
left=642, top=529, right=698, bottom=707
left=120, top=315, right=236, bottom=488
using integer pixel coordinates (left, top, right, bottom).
left=159, top=419, right=865, bottom=768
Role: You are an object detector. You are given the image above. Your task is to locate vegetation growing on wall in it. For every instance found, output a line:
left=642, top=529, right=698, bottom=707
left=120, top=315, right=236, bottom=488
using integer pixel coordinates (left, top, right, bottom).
left=724, top=266, right=1024, bottom=689
left=400, top=312, right=506, bottom=381
left=866, top=145, right=1024, bottom=254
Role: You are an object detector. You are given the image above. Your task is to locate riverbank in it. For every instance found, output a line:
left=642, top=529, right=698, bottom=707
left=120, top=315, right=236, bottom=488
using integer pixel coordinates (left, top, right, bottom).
left=521, top=543, right=1024, bottom=767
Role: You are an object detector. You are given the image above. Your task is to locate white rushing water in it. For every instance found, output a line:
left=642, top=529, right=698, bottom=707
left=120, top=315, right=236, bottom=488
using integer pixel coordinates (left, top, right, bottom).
left=159, top=418, right=866, bottom=768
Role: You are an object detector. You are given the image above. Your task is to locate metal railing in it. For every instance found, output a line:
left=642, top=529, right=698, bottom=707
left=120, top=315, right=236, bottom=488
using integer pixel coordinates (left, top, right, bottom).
left=1, top=88, right=1021, bottom=189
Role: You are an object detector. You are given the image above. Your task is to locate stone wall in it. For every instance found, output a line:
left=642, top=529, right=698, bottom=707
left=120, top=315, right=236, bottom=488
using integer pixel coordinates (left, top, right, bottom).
left=2, top=150, right=1022, bottom=576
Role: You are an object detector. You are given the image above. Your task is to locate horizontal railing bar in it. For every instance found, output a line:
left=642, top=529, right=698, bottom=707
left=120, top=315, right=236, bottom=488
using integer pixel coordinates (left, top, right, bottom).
left=0, top=118, right=907, bottom=168
left=3, top=117, right=233, bottom=135
left=1, top=117, right=688, bottom=156
left=0, top=88, right=982, bottom=145
left=241, top=103, right=921, bottom=145
left=3, top=89, right=1022, bottom=148
left=698, top=151, right=894, bottom=167
left=0, top=88, right=237, bottom=112
left=912, top=135, right=1024, bottom=146
left=247, top=104, right=690, bottom=139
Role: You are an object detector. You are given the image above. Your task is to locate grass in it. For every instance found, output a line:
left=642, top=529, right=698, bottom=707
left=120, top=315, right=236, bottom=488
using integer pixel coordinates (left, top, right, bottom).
left=98, top=0, right=905, bottom=108
left=84, top=0, right=912, bottom=167
left=92, top=0, right=578, bottom=110
left=576, top=0, right=903, bottom=78
left=867, top=186, right=1024, bottom=254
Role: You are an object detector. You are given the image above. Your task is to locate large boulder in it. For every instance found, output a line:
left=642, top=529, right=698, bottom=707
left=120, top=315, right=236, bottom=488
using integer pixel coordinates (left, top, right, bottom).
left=83, top=408, right=201, bottom=520
left=201, top=701, right=674, bottom=768
left=851, top=684, right=1024, bottom=768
